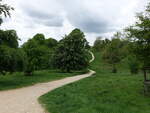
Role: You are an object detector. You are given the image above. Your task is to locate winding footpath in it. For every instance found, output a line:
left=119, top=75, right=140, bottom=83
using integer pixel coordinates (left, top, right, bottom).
left=0, top=52, right=95, bottom=113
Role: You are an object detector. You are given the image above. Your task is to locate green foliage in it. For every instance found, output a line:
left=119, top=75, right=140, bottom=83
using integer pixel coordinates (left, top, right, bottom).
left=16, top=49, right=27, bottom=72
left=45, top=38, right=58, bottom=48
left=0, top=45, right=16, bottom=74
left=93, top=37, right=110, bottom=52
left=0, top=29, right=25, bottom=75
left=52, top=29, right=89, bottom=72
left=93, top=32, right=130, bottom=73
left=0, top=30, right=19, bottom=48
left=32, top=33, right=45, bottom=45
left=102, top=37, right=127, bottom=73
left=22, top=34, right=57, bottom=75
left=127, top=55, right=140, bottom=74
left=125, top=3, right=150, bottom=67
left=0, top=45, right=26, bottom=75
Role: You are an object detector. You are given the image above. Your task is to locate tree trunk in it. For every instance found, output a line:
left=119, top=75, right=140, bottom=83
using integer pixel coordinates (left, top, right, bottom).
left=66, top=67, right=71, bottom=73
left=0, top=71, right=6, bottom=75
left=24, top=71, right=33, bottom=76
left=112, top=64, right=117, bottom=73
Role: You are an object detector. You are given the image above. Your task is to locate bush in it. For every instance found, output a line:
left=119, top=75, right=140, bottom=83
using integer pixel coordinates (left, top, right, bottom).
left=127, top=55, right=140, bottom=74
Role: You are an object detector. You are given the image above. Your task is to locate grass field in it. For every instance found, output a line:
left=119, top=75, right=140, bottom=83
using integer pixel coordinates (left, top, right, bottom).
left=0, top=70, right=87, bottom=91
left=39, top=52, right=150, bottom=113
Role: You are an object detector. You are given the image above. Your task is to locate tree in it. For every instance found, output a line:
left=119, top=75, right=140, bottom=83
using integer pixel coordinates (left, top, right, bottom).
left=0, top=30, right=24, bottom=75
left=23, top=46, right=51, bottom=75
left=102, top=34, right=126, bottom=73
left=93, top=37, right=103, bottom=51
left=125, top=2, right=150, bottom=67
left=0, top=45, right=26, bottom=75
left=52, top=28, right=89, bottom=72
left=0, top=45, right=15, bottom=75
left=22, top=34, right=54, bottom=75
left=93, top=37, right=110, bottom=51
left=22, top=39, right=39, bottom=75
left=0, top=0, right=14, bottom=25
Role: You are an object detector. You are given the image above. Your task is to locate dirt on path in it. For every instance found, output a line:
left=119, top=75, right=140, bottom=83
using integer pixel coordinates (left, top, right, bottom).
left=0, top=70, right=95, bottom=113
left=0, top=52, right=95, bottom=113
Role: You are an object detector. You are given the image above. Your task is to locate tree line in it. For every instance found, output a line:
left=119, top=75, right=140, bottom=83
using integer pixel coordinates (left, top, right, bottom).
left=0, top=29, right=90, bottom=75
left=1, top=0, right=150, bottom=75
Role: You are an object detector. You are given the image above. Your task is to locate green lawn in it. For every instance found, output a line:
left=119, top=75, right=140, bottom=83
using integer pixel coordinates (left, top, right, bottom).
left=0, top=70, right=87, bottom=91
left=39, top=52, right=150, bottom=113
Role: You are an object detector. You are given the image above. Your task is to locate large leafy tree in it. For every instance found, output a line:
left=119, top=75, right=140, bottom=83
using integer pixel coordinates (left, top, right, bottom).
left=52, top=28, right=89, bottom=72
left=0, top=45, right=16, bottom=75
left=0, top=0, right=14, bottom=25
left=125, top=2, right=150, bottom=67
left=0, top=45, right=26, bottom=75
left=22, top=34, right=55, bottom=75
left=0, top=30, right=25, bottom=75
left=22, top=39, right=37, bottom=75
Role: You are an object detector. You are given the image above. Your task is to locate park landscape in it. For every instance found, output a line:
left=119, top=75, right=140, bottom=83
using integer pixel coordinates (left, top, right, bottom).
left=0, top=0, right=150, bottom=113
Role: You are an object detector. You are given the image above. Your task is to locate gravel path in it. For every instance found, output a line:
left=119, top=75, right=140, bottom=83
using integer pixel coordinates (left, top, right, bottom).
left=0, top=52, right=95, bottom=113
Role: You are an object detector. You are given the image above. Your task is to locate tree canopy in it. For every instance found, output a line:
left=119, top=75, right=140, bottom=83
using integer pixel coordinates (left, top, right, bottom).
left=0, top=30, right=25, bottom=75
left=125, top=2, right=150, bottom=67
left=52, top=29, right=90, bottom=72
left=22, top=34, right=57, bottom=75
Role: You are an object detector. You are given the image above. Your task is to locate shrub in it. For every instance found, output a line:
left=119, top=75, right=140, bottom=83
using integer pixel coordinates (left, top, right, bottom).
left=127, top=55, right=140, bottom=74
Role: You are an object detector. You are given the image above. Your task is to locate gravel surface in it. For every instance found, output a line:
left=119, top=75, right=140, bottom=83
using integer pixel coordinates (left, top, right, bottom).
left=0, top=52, right=95, bottom=113
left=0, top=70, right=95, bottom=113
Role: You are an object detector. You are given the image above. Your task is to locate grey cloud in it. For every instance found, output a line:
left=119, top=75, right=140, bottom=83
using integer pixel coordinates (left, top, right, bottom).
left=59, top=0, right=115, bottom=33
left=21, top=5, right=64, bottom=27
left=67, top=13, right=114, bottom=33
left=20, top=0, right=116, bottom=33
left=18, top=0, right=136, bottom=33
left=33, top=15, right=63, bottom=27
left=26, top=9, right=52, bottom=19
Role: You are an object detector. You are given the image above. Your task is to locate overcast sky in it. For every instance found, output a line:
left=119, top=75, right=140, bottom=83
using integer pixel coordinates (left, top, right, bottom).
left=1, top=0, right=147, bottom=45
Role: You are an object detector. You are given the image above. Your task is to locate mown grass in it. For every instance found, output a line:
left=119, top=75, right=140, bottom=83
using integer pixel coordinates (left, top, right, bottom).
left=0, top=70, right=87, bottom=91
left=39, top=52, right=150, bottom=113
